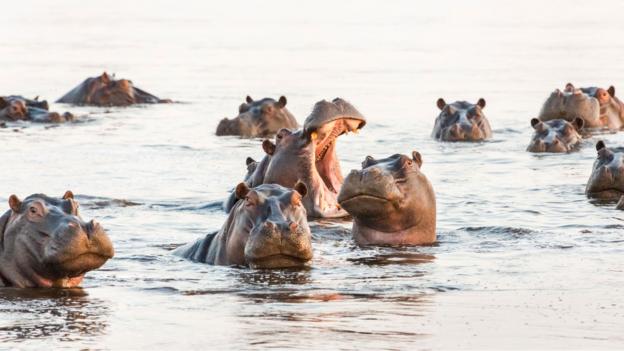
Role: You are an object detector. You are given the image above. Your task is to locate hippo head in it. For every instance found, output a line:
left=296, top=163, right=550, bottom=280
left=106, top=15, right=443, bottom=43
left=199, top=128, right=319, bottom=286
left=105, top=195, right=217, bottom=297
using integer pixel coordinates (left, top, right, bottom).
left=586, top=141, right=624, bottom=200
left=57, top=72, right=168, bottom=106
left=526, top=117, right=584, bottom=153
left=0, top=96, right=28, bottom=121
left=259, top=98, right=366, bottom=218
left=338, top=152, right=436, bottom=245
left=432, top=98, right=492, bottom=141
left=231, top=183, right=312, bottom=269
left=539, top=84, right=624, bottom=130
left=216, top=96, right=298, bottom=137
left=0, top=191, right=114, bottom=288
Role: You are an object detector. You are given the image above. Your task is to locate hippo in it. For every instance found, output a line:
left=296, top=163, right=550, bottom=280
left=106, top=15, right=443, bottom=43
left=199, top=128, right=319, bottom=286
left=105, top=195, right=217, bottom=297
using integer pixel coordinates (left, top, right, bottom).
left=175, top=183, right=312, bottom=268
left=0, top=96, right=75, bottom=123
left=57, top=72, right=172, bottom=106
left=586, top=140, right=624, bottom=200
left=432, top=98, right=492, bottom=141
left=526, top=117, right=584, bottom=153
left=224, top=98, right=366, bottom=218
left=216, top=96, right=299, bottom=137
left=539, top=83, right=624, bottom=131
left=0, top=191, right=114, bottom=288
left=337, top=152, right=436, bottom=246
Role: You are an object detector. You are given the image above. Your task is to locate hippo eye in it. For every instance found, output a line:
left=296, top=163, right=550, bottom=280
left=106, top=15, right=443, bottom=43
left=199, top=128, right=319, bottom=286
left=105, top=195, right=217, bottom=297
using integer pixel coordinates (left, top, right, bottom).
left=29, top=207, right=37, bottom=214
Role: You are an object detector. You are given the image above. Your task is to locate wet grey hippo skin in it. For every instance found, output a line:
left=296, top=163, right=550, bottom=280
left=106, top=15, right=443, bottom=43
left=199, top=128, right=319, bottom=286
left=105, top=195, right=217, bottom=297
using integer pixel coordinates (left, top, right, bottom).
left=539, top=83, right=624, bottom=131
left=175, top=183, right=312, bottom=269
left=586, top=140, right=624, bottom=200
left=57, top=72, right=172, bottom=106
left=337, top=152, right=436, bottom=246
left=224, top=98, right=366, bottom=218
left=0, top=96, right=75, bottom=123
left=432, top=98, right=492, bottom=141
left=0, top=191, right=114, bottom=288
left=216, top=96, right=299, bottom=137
left=526, top=117, right=584, bottom=153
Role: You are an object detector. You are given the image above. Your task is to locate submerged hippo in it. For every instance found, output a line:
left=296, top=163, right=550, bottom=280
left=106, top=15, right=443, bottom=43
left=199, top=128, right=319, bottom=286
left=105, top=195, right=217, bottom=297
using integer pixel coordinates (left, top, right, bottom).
left=586, top=140, right=624, bottom=200
left=175, top=183, right=312, bottom=268
left=224, top=98, right=366, bottom=218
left=337, top=152, right=436, bottom=246
left=432, top=98, right=492, bottom=141
left=0, top=191, right=114, bottom=288
left=57, top=72, right=172, bottom=106
left=0, top=96, right=75, bottom=123
left=526, top=117, right=584, bottom=153
left=539, top=83, right=624, bottom=131
left=216, top=96, right=298, bottom=137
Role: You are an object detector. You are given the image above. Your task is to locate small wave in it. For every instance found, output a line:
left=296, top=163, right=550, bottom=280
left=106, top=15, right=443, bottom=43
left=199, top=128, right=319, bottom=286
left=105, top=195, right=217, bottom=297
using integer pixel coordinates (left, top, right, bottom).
left=75, top=195, right=142, bottom=209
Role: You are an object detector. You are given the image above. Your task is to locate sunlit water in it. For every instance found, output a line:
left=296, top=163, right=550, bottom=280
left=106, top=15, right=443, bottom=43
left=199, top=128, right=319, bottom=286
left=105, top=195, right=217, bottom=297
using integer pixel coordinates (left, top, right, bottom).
left=1, top=0, right=624, bottom=349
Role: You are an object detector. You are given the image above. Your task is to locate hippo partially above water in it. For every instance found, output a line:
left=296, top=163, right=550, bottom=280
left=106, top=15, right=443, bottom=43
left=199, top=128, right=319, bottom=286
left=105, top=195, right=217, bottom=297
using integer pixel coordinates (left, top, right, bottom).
left=0, top=96, right=75, bottom=123
left=526, top=118, right=584, bottom=153
left=539, top=83, right=624, bottom=131
left=175, top=183, right=312, bottom=268
left=57, top=72, right=172, bottom=106
left=432, top=98, right=492, bottom=141
left=216, top=96, right=298, bottom=137
left=586, top=140, right=624, bottom=200
left=337, top=152, right=436, bottom=246
left=224, top=98, right=366, bottom=218
left=0, top=191, right=114, bottom=288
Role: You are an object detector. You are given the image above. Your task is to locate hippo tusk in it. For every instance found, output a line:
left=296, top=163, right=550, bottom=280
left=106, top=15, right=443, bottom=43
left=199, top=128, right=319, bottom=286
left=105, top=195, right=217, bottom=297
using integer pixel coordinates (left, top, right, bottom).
left=311, top=132, right=318, bottom=140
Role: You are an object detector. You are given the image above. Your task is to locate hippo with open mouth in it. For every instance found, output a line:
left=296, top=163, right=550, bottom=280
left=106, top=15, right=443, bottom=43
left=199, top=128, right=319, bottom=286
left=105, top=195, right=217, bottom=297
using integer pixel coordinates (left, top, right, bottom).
left=539, top=83, right=624, bottom=131
left=175, top=183, right=312, bottom=269
left=0, top=96, right=75, bottom=123
left=224, top=98, right=366, bottom=218
left=432, top=98, right=492, bottom=141
left=57, top=72, right=172, bottom=106
left=337, top=152, right=436, bottom=246
left=216, top=96, right=299, bottom=137
left=586, top=140, right=624, bottom=200
left=526, top=117, right=584, bottom=153
left=0, top=191, right=114, bottom=288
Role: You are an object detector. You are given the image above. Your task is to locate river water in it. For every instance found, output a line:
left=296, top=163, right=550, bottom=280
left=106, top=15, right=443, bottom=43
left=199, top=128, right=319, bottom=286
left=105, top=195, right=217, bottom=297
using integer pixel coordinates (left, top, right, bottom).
left=1, top=0, right=623, bottom=349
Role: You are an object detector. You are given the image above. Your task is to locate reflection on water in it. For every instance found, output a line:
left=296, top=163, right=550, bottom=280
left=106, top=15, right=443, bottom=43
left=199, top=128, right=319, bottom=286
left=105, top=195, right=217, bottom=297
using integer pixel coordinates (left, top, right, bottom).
left=0, top=288, right=109, bottom=344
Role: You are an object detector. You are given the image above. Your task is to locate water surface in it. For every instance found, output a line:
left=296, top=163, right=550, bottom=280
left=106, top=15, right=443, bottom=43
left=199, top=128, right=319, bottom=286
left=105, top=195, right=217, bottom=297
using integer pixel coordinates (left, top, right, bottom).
left=1, top=0, right=624, bottom=349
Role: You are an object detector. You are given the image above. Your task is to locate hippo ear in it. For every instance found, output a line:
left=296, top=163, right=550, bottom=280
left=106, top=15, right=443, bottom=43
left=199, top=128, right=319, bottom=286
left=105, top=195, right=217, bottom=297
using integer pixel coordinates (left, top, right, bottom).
left=565, top=83, right=575, bottom=92
left=62, top=190, right=74, bottom=200
left=573, top=117, right=584, bottom=131
left=477, top=98, right=486, bottom=109
left=596, top=140, right=606, bottom=152
left=275, top=96, right=287, bottom=109
left=235, top=183, right=250, bottom=200
left=246, top=95, right=253, bottom=104
left=608, top=86, right=616, bottom=97
left=436, top=98, right=446, bottom=110
left=293, top=181, right=308, bottom=198
left=0, top=97, right=7, bottom=109
left=8, top=195, right=21, bottom=213
left=412, top=151, right=423, bottom=167
left=100, top=72, right=110, bottom=83
left=246, top=157, right=256, bottom=166
left=262, top=139, right=276, bottom=156
left=530, top=118, right=541, bottom=128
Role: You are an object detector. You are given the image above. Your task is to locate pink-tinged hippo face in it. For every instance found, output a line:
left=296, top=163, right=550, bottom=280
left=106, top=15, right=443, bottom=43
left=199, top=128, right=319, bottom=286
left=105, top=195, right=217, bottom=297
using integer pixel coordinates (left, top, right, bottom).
left=216, top=96, right=299, bottom=138
left=432, top=98, right=492, bottom=141
left=0, top=191, right=114, bottom=288
left=586, top=140, right=624, bottom=200
left=539, top=83, right=624, bottom=131
left=527, top=117, right=584, bottom=153
left=338, top=152, right=436, bottom=246
left=57, top=72, right=171, bottom=106
left=0, top=97, right=28, bottom=121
